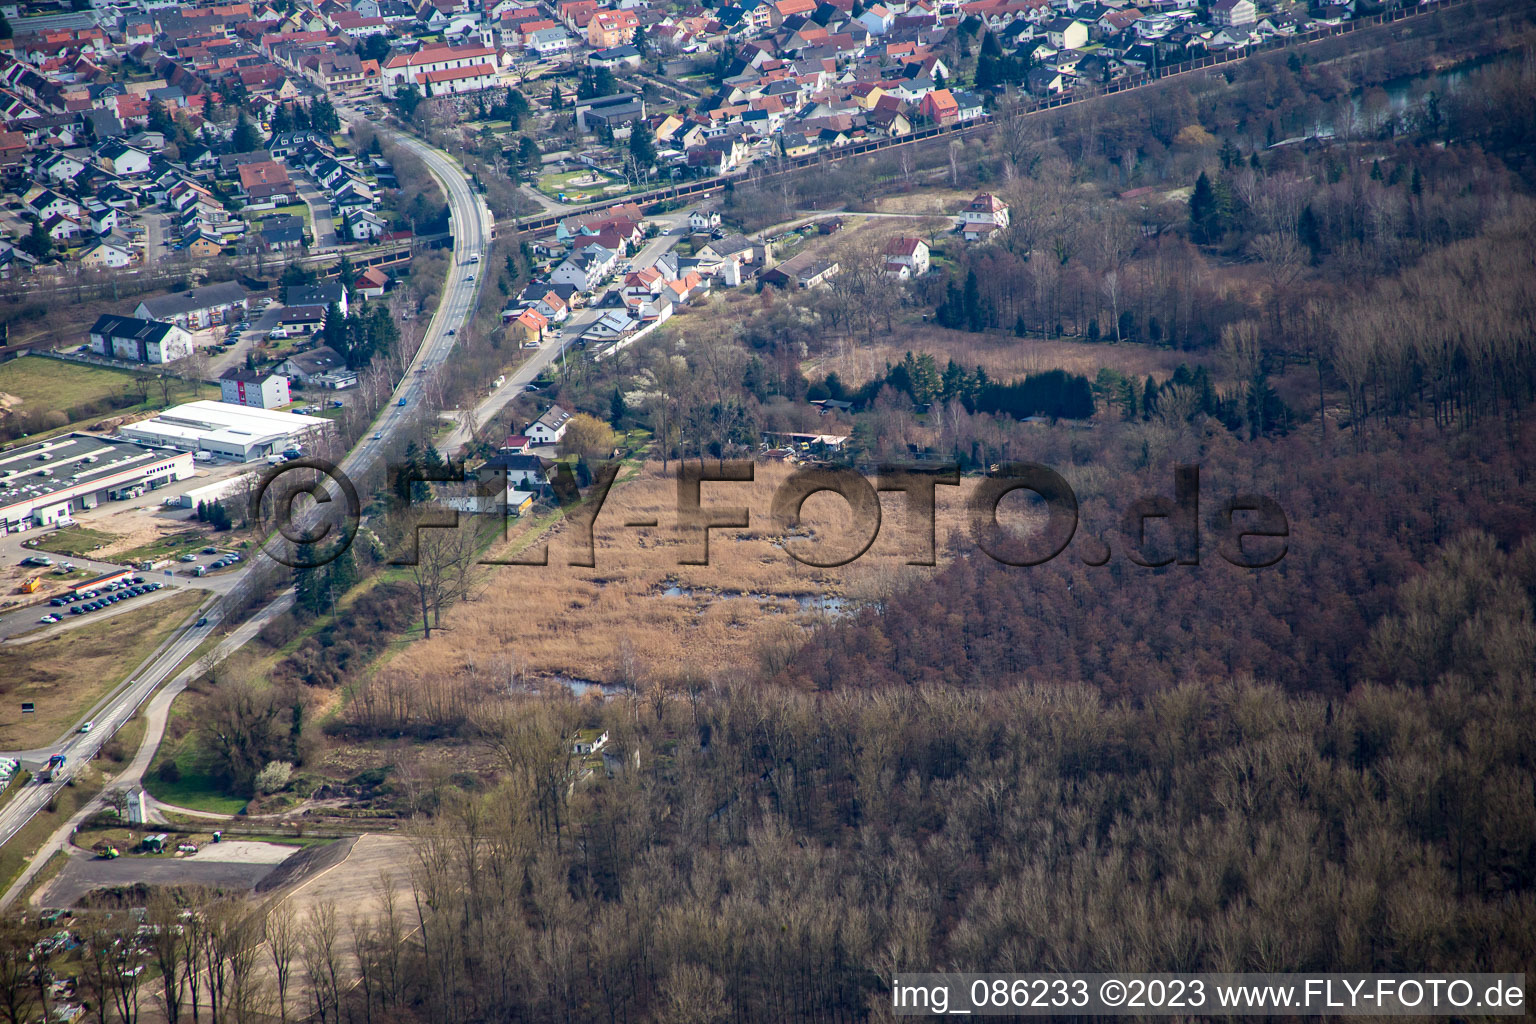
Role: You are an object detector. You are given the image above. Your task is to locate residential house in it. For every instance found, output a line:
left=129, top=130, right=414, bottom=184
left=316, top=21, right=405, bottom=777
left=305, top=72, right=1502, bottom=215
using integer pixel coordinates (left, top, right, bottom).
left=354, top=267, right=392, bottom=298
left=134, top=281, right=248, bottom=329
left=525, top=404, right=571, bottom=445
left=882, top=236, right=930, bottom=277
left=267, top=304, right=327, bottom=338
left=275, top=345, right=346, bottom=382
left=479, top=452, right=552, bottom=489
left=587, top=8, right=639, bottom=47
left=238, top=160, right=293, bottom=205
left=961, top=193, right=1011, bottom=241
left=95, top=139, right=151, bottom=176
left=88, top=314, right=194, bottom=363
left=1044, top=17, right=1088, bottom=49
left=916, top=87, right=958, bottom=123
left=219, top=368, right=292, bottom=409
left=510, top=305, right=548, bottom=346
left=260, top=214, right=306, bottom=251
left=550, top=247, right=616, bottom=291
left=286, top=282, right=349, bottom=316
left=1210, top=0, right=1256, bottom=25
left=79, top=238, right=134, bottom=269
left=761, top=250, right=840, bottom=288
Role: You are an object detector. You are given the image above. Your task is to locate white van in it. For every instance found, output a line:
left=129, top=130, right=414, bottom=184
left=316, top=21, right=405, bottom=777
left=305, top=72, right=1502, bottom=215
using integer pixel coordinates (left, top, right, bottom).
left=194, top=450, right=214, bottom=462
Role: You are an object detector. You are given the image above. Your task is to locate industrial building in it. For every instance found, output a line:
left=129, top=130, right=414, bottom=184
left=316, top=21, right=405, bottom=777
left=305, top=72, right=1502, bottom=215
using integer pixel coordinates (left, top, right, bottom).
left=0, top=434, right=193, bottom=534
left=117, top=400, right=330, bottom=461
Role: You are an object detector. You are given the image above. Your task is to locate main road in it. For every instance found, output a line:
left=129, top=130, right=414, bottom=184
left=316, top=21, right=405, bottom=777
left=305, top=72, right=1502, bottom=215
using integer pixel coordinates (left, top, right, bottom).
left=0, top=115, right=493, bottom=897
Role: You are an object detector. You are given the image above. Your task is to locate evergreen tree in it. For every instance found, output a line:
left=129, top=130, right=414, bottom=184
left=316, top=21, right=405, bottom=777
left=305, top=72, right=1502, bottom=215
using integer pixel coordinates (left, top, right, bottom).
left=963, top=269, right=983, bottom=332
left=609, top=387, right=627, bottom=427
left=294, top=544, right=327, bottom=618
left=518, top=135, right=541, bottom=173
left=232, top=113, right=260, bottom=152
left=0, top=11, right=12, bottom=38
left=628, top=120, right=657, bottom=171
left=1143, top=376, right=1158, bottom=420
left=1189, top=171, right=1219, bottom=244
left=19, top=220, right=52, bottom=260
left=1014, top=314, right=1027, bottom=338
left=396, top=84, right=423, bottom=118
left=549, top=84, right=563, bottom=109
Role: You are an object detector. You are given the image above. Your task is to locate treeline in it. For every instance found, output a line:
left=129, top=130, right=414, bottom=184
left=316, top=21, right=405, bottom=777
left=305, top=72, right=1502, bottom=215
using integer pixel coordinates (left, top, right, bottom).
left=810, top=353, right=1095, bottom=421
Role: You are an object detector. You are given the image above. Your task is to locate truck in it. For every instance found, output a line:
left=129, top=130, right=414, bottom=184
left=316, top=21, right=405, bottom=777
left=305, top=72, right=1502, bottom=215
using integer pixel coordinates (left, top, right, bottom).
left=19, top=576, right=42, bottom=594
left=39, top=754, right=65, bottom=783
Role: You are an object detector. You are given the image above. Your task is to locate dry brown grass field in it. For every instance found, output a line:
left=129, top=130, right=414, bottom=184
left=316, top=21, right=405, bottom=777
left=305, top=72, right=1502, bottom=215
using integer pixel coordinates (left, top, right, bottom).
left=377, top=460, right=1028, bottom=686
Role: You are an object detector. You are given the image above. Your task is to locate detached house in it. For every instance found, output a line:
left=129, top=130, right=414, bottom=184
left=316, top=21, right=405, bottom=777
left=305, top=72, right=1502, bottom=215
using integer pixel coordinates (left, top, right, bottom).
left=882, top=236, right=930, bottom=278
left=960, top=192, right=1010, bottom=240
left=525, top=404, right=571, bottom=445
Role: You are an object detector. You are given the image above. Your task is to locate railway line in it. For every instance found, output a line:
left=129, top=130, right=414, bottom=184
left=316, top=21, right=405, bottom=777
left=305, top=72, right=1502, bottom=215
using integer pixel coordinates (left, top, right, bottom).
left=502, top=0, right=1471, bottom=237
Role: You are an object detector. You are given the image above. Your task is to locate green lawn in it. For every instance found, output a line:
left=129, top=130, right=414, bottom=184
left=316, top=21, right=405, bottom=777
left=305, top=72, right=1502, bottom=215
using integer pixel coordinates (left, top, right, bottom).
left=264, top=202, right=312, bottom=233
left=536, top=168, right=626, bottom=202
left=34, top=526, right=116, bottom=557
left=143, top=695, right=249, bottom=816
left=0, top=355, right=217, bottom=439
left=0, top=357, right=147, bottom=411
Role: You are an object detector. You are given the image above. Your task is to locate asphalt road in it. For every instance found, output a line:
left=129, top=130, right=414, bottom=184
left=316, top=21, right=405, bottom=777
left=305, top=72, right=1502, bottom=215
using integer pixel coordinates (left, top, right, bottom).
left=433, top=212, right=686, bottom=457
left=0, top=116, right=492, bottom=897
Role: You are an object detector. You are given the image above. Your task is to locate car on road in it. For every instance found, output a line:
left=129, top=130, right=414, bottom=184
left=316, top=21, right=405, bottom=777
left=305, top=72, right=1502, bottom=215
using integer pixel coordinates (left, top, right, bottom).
left=39, top=614, right=59, bottom=623
left=398, top=397, right=408, bottom=407
left=371, top=432, right=384, bottom=440
left=469, top=255, right=480, bottom=263
left=447, top=328, right=455, bottom=335
left=196, top=617, right=208, bottom=627
left=179, top=553, right=197, bottom=562
left=79, top=722, right=93, bottom=733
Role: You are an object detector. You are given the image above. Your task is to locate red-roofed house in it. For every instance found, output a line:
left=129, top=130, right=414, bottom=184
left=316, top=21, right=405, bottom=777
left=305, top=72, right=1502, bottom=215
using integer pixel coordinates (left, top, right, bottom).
left=882, top=236, right=930, bottom=278
left=960, top=192, right=1010, bottom=240
left=917, top=89, right=959, bottom=124
left=588, top=9, right=639, bottom=46
left=511, top=306, right=549, bottom=346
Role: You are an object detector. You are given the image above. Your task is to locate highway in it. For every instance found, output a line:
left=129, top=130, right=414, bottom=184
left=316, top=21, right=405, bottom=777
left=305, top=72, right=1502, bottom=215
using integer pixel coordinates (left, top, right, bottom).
left=0, top=114, right=493, bottom=898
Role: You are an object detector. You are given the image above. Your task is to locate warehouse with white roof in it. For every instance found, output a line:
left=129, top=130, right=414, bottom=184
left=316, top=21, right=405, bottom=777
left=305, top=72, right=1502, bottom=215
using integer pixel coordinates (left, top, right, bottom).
left=118, top=401, right=331, bottom=461
left=0, top=434, right=193, bottom=533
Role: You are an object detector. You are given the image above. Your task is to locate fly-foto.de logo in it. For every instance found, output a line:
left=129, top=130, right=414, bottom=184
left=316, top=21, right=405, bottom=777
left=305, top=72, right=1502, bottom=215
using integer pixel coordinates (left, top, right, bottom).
left=252, top=459, right=1289, bottom=572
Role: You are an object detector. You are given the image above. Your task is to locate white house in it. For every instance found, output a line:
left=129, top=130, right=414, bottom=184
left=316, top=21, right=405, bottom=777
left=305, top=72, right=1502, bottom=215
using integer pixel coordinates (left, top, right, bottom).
left=960, top=193, right=1011, bottom=241
left=1044, top=17, right=1089, bottom=49
left=688, top=208, right=721, bottom=232
left=1211, top=0, right=1257, bottom=25
left=88, top=314, right=194, bottom=363
left=882, top=236, right=930, bottom=278
left=219, top=368, right=292, bottom=410
left=525, top=404, right=571, bottom=445
left=550, top=247, right=616, bottom=292
left=525, top=27, right=575, bottom=56
left=96, top=140, right=152, bottom=176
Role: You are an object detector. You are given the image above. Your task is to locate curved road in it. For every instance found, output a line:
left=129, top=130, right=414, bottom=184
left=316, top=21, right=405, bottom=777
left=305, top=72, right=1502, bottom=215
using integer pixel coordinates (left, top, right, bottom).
left=0, top=119, right=493, bottom=904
